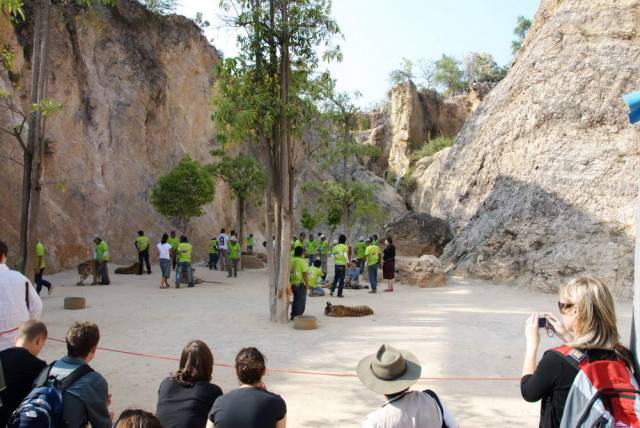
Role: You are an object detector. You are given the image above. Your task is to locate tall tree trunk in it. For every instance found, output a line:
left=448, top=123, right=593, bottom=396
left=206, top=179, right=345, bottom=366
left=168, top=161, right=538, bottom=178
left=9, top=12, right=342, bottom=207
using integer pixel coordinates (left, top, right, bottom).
left=237, top=197, right=245, bottom=270
left=24, top=0, right=51, bottom=280
left=18, top=147, right=32, bottom=272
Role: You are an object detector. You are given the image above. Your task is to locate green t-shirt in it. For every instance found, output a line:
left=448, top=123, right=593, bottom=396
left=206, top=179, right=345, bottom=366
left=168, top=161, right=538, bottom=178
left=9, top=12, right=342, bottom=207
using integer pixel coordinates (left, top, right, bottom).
left=135, top=236, right=150, bottom=252
left=177, top=242, right=192, bottom=263
left=96, top=241, right=110, bottom=262
left=209, top=239, right=218, bottom=254
left=247, top=236, right=254, bottom=247
left=365, top=244, right=381, bottom=266
left=355, top=241, right=367, bottom=259
left=306, top=239, right=317, bottom=255
left=308, top=266, right=323, bottom=288
left=290, top=256, right=308, bottom=285
left=318, top=240, right=329, bottom=255
left=229, top=242, right=241, bottom=260
left=294, top=239, right=304, bottom=249
left=36, top=242, right=45, bottom=269
left=332, top=243, right=349, bottom=266
left=168, top=237, right=179, bottom=250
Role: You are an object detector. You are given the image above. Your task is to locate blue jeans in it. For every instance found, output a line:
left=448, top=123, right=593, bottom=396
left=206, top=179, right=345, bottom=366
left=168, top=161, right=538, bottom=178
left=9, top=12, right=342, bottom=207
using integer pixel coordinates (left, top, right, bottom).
left=35, top=268, right=51, bottom=294
left=176, top=262, right=193, bottom=287
left=308, top=255, right=316, bottom=266
left=291, top=284, right=307, bottom=319
left=368, top=263, right=379, bottom=291
left=331, top=265, right=346, bottom=296
left=97, top=261, right=110, bottom=285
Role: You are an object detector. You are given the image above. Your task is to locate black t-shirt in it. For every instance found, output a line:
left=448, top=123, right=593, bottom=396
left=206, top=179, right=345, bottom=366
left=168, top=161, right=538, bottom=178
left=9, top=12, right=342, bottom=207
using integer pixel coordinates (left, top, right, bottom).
left=208, top=386, right=287, bottom=428
left=383, top=245, right=396, bottom=261
left=0, top=347, right=47, bottom=427
left=156, top=377, right=223, bottom=428
left=520, top=348, right=620, bottom=428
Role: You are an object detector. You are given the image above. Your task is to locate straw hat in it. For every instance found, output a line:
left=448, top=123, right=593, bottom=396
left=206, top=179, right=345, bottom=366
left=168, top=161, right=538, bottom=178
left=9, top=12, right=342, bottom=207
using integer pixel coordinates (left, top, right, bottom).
left=357, top=344, right=421, bottom=395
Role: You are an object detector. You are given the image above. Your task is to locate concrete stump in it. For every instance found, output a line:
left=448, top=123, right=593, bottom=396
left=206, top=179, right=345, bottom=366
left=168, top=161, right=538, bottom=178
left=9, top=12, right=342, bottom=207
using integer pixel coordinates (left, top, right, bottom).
left=293, top=315, right=318, bottom=330
left=64, top=297, right=86, bottom=310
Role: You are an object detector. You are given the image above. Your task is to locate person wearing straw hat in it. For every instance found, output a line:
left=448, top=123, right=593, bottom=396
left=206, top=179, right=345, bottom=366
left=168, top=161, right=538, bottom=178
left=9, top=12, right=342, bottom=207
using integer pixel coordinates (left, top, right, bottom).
left=357, top=344, right=458, bottom=428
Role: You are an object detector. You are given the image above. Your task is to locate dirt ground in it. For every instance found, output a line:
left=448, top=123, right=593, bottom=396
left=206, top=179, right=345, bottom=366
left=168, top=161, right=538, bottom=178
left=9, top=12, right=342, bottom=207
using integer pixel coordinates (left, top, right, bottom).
left=36, top=264, right=632, bottom=427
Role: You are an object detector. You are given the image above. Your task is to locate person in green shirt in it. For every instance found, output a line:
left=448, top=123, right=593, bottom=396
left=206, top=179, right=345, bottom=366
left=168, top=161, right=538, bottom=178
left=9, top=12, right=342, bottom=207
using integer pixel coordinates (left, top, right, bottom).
left=290, top=246, right=309, bottom=319
left=168, top=230, right=179, bottom=270
left=247, top=233, right=254, bottom=253
left=364, top=238, right=382, bottom=293
left=354, top=236, right=367, bottom=275
left=306, top=234, right=318, bottom=267
left=135, top=230, right=151, bottom=275
left=228, top=236, right=241, bottom=278
left=34, top=240, right=53, bottom=295
left=330, top=234, right=349, bottom=297
left=318, top=234, right=329, bottom=282
left=93, top=236, right=110, bottom=285
left=294, top=232, right=306, bottom=254
left=175, top=235, right=193, bottom=288
left=308, top=259, right=325, bottom=297
left=208, top=237, right=219, bottom=270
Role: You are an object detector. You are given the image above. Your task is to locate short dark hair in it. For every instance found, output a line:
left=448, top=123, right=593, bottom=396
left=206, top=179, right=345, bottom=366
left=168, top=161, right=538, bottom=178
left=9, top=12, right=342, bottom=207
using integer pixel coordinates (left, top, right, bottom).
left=161, top=233, right=169, bottom=244
left=173, top=340, right=214, bottom=386
left=235, top=347, right=266, bottom=385
left=313, top=259, right=321, bottom=267
left=180, top=235, right=188, bottom=243
left=18, top=320, right=48, bottom=342
left=138, top=230, right=144, bottom=236
left=294, top=246, right=304, bottom=257
left=350, top=259, right=357, bottom=265
left=338, top=234, right=346, bottom=244
left=373, top=234, right=378, bottom=240
left=386, top=236, right=393, bottom=244
left=66, top=322, right=100, bottom=358
left=115, top=409, right=162, bottom=428
left=170, top=230, right=176, bottom=235
left=220, top=228, right=226, bottom=233
left=0, top=240, right=7, bottom=259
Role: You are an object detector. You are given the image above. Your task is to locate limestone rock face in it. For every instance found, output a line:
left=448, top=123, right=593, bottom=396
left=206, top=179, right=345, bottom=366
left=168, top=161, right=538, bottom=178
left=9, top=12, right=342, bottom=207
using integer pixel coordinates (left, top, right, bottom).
left=411, top=0, right=640, bottom=296
left=382, top=211, right=453, bottom=257
left=396, top=255, right=447, bottom=288
left=0, top=1, right=262, bottom=270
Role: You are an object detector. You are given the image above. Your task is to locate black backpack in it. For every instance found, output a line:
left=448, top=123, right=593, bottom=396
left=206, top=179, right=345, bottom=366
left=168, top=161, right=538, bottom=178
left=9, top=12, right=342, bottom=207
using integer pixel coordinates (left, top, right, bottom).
left=7, top=362, right=93, bottom=428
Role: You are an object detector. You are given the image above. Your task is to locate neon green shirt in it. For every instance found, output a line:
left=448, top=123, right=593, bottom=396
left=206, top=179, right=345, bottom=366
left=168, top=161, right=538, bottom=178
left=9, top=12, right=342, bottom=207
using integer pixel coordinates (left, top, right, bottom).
left=209, top=239, right=218, bottom=254
left=229, top=242, right=241, bottom=260
left=294, top=239, right=304, bottom=249
left=135, top=236, right=150, bottom=252
left=290, top=256, right=308, bottom=285
left=168, top=237, right=179, bottom=251
left=318, top=240, right=329, bottom=255
left=247, top=236, right=254, bottom=247
left=355, top=241, right=367, bottom=259
left=177, top=242, right=192, bottom=263
left=96, top=241, right=110, bottom=262
left=308, top=266, right=323, bottom=288
left=35, top=242, right=45, bottom=269
left=306, top=239, right=318, bottom=255
left=365, top=244, right=381, bottom=266
left=332, top=243, right=349, bottom=266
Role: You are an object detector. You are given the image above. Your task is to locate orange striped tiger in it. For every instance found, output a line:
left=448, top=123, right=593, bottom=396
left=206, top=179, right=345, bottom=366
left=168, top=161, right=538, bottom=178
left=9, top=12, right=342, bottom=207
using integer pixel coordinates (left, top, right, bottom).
left=325, top=302, right=373, bottom=317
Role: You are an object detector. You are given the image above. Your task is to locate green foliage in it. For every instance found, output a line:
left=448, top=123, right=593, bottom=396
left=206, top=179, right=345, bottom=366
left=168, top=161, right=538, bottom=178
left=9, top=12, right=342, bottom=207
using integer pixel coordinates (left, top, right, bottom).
left=151, top=156, right=215, bottom=228
left=1, top=45, right=15, bottom=72
left=137, top=0, right=176, bottom=14
left=0, top=0, right=25, bottom=20
left=512, top=16, right=532, bottom=54
left=300, top=207, right=320, bottom=232
left=32, top=99, right=63, bottom=117
left=193, top=12, right=210, bottom=29
left=208, top=152, right=265, bottom=202
left=463, top=52, right=506, bottom=83
left=388, top=57, right=414, bottom=86
left=70, top=0, right=117, bottom=7
left=433, top=54, right=466, bottom=95
left=326, top=205, right=342, bottom=232
left=411, top=135, right=455, bottom=161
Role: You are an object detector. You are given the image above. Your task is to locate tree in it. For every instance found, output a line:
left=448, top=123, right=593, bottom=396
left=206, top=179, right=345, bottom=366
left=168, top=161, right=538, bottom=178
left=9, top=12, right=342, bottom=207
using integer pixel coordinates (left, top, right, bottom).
left=300, top=207, right=320, bottom=234
left=150, top=156, right=215, bottom=232
left=416, top=58, right=436, bottom=90
left=512, top=15, right=532, bottom=54
left=213, top=0, right=340, bottom=323
left=433, top=54, right=466, bottom=95
left=139, top=0, right=177, bottom=15
left=208, top=152, right=265, bottom=259
left=193, top=12, right=210, bottom=29
left=463, top=52, right=506, bottom=83
left=388, top=57, right=414, bottom=86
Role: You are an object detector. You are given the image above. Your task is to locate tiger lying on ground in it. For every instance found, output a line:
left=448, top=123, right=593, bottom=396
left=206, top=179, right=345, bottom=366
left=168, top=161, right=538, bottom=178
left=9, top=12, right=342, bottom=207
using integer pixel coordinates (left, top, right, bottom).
left=324, top=302, right=374, bottom=317
left=77, top=259, right=99, bottom=286
left=115, top=262, right=139, bottom=274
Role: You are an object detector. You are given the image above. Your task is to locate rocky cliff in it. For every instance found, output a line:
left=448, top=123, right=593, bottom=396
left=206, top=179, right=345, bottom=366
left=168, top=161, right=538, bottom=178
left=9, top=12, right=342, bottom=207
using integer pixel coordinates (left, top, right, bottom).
left=0, top=1, right=262, bottom=270
left=411, top=0, right=640, bottom=296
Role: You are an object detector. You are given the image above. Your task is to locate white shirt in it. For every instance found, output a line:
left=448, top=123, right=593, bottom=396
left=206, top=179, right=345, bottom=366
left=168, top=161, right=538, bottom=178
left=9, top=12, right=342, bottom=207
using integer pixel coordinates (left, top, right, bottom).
left=218, top=234, right=229, bottom=250
left=362, top=390, right=458, bottom=428
left=0, top=263, right=43, bottom=351
left=157, top=242, right=171, bottom=260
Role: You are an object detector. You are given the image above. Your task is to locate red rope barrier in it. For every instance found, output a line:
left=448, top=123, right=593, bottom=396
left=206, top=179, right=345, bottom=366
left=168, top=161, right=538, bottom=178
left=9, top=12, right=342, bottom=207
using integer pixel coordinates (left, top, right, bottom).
left=48, top=338, right=519, bottom=382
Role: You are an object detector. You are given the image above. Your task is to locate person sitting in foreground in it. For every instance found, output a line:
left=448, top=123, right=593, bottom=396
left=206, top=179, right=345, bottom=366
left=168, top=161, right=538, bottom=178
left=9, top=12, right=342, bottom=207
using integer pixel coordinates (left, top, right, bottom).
left=307, top=259, right=325, bottom=297
left=520, top=276, right=635, bottom=428
left=0, top=320, right=48, bottom=427
left=357, top=344, right=458, bottom=428
left=345, top=259, right=363, bottom=289
left=156, top=340, right=223, bottom=428
left=206, top=347, right=286, bottom=428
left=115, top=409, right=163, bottom=428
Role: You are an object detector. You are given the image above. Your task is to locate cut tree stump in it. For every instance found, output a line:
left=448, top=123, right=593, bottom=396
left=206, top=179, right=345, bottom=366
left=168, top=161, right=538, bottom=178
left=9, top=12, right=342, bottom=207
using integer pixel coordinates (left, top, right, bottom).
left=64, top=297, right=86, bottom=310
left=293, top=315, right=318, bottom=330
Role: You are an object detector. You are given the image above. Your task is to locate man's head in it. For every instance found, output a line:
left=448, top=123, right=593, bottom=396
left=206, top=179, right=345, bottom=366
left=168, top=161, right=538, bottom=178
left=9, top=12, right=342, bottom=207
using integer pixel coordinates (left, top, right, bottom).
left=359, top=236, right=365, bottom=242
left=350, top=259, right=358, bottom=267
left=16, top=320, right=48, bottom=356
left=373, top=234, right=378, bottom=241
left=294, top=246, right=304, bottom=258
left=320, top=234, right=325, bottom=241
left=66, top=321, right=100, bottom=362
left=93, top=236, right=101, bottom=244
left=338, top=234, right=347, bottom=244
left=220, top=228, right=226, bottom=234
left=180, top=235, right=188, bottom=243
left=299, top=232, right=306, bottom=240
left=249, top=233, right=253, bottom=238
left=313, top=259, right=322, bottom=268
left=170, top=230, right=176, bottom=237
left=138, top=230, right=144, bottom=236
left=309, top=234, right=314, bottom=240
left=0, top=240, right=7, bottom=264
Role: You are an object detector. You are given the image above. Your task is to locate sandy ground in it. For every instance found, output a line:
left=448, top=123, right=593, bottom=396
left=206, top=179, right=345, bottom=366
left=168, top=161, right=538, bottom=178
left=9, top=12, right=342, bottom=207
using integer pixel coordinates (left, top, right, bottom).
left=35, top=264, right=632, bottom=428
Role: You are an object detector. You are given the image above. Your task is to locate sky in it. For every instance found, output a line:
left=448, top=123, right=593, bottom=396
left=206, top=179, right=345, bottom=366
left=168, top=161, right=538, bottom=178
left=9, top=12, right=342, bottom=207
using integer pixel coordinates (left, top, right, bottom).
left=176, top=0, right=541, bottom=107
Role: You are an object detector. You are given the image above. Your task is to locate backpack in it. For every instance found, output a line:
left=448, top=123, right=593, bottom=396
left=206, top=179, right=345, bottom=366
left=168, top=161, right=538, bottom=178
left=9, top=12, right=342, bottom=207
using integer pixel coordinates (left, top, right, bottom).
left=553, top=345, right=640, bottom=428
left=7, top=362, right=93, bottom=428
left=423, top=389, right=449, bottom=428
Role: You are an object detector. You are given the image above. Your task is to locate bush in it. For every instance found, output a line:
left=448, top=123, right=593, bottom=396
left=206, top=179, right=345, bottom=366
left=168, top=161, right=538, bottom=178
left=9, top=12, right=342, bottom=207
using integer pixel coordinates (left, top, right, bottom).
left=411, top=136, right=455, bottom=161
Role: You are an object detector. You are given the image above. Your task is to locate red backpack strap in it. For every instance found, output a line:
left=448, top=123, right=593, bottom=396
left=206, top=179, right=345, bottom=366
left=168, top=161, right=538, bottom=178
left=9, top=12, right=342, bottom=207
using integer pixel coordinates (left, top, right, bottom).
left=551, top=345, right=587, bottom=370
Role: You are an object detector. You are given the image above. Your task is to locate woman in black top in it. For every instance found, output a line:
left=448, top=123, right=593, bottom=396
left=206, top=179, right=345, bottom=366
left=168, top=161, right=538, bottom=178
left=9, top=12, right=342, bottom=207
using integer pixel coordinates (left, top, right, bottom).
left=156, top=340, right=223, bottom=428
left=520, top=276, right=632, bottom=428
left=382, top=237, right=396, bottom=292
left=207, top=347, right=286, bottom=428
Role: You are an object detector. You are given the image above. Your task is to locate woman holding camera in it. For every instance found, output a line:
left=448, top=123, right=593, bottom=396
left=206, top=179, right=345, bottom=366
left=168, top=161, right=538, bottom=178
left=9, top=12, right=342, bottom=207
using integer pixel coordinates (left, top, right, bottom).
left=520, top=276, right=633, bottom=428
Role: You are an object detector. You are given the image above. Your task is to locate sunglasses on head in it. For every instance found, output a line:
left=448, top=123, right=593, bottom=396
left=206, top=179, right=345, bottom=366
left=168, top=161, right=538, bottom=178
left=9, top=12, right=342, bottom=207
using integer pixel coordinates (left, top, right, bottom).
left=558, top=302, right=574, bottom=312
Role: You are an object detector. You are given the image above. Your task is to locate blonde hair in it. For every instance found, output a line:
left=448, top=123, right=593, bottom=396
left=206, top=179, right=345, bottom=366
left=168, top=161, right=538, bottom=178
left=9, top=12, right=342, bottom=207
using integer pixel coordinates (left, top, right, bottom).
left=560, top=276, right=620, bottom=350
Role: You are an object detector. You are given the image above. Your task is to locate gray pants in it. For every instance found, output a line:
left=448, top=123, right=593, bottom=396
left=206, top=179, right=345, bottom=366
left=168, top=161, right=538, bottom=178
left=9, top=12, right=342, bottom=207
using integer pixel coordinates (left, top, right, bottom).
left=228, top=258, right=238, bottom=277
left=219, top=249, right=229, bottom=271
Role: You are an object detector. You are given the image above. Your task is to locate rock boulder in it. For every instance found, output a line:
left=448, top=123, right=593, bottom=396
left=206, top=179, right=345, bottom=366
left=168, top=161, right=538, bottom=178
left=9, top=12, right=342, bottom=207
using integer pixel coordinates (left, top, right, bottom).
left=396, top=255, right=447, bottom=288
left=382, top=212, right=453, bottom=257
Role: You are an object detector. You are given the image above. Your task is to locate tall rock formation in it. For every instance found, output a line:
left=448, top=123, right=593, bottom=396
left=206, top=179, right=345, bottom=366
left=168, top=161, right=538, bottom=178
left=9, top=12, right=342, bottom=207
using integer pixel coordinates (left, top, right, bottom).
left=412, top=0, right=640, bottom=296
left=0, top=1, right=256, bottom=270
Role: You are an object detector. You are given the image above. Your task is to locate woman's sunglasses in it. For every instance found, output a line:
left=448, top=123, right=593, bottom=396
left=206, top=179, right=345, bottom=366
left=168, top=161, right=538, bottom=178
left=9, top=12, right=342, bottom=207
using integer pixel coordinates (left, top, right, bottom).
left=558, top=302, right=574, bottom=313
